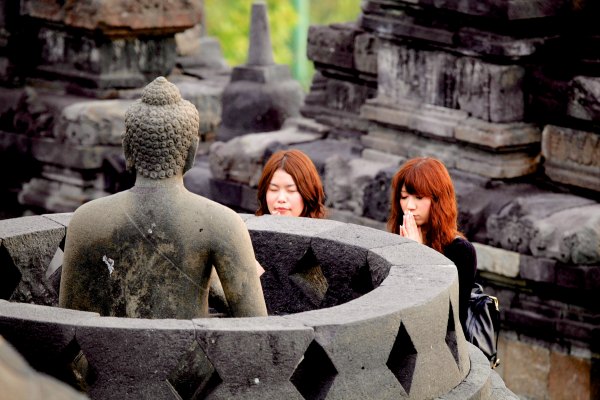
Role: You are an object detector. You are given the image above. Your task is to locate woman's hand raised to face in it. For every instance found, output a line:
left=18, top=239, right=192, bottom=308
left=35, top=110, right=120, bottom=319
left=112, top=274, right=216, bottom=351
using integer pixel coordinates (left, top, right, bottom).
left=399, top=211, right=423, bottom=244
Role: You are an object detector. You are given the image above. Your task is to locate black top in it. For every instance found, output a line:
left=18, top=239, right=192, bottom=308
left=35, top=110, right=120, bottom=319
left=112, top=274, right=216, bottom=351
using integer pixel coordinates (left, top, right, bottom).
left=443, top=237, right=477, bottom=335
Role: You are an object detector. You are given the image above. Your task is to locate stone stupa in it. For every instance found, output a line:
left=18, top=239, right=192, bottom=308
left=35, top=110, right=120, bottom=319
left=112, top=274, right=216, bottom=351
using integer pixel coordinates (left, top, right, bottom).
left=216, top=2, right=305, bottom=142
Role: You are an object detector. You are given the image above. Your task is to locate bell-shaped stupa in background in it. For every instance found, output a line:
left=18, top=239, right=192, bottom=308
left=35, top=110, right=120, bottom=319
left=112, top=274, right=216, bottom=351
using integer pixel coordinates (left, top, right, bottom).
left=216, top=2, right=305, bottom=142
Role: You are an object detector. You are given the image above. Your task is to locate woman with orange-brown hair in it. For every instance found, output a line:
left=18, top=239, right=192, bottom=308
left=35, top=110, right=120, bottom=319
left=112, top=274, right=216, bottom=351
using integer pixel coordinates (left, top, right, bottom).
left=388, top=157, right=476, bottom=333
left=256, top=149, right=326, bottom=219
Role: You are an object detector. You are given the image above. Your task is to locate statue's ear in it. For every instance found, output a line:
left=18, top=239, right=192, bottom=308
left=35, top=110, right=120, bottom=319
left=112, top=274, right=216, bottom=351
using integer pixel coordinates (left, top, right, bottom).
left=183, top=137, right=199, bottom=174
left=122, top=134, right=135, bottom=172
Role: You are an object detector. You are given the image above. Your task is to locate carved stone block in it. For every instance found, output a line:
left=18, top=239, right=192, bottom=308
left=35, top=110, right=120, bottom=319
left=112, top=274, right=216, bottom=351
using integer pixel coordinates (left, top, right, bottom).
left=377, top=43, right=525, bottom=123
left=542, top=125, right=600, bottom=192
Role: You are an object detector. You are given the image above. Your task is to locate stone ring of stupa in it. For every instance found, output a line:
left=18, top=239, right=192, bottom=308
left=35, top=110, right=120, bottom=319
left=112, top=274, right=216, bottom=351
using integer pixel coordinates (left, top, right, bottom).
left=0, top=213, right=494, bottom=399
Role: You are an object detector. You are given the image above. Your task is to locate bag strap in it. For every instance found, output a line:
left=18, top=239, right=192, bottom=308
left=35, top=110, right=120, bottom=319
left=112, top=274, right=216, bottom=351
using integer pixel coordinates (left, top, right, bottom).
left=489, top=293, right=500, bottom=369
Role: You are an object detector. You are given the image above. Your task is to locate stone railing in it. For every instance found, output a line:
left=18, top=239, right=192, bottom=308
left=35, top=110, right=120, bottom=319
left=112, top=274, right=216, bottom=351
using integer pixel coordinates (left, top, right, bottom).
left=0, top=214, right=513, bottom=399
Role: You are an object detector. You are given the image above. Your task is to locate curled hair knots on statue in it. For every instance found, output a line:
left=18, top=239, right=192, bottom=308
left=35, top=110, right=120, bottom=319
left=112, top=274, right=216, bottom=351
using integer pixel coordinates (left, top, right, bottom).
left=123, top=77, right=200, bottom=179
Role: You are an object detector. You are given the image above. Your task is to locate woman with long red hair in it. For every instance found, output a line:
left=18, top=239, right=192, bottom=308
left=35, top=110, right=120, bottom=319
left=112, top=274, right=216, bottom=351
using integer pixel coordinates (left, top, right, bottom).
left=256, top=149, right=326, bottom=218
left=388, top=157, right=476, bottom=333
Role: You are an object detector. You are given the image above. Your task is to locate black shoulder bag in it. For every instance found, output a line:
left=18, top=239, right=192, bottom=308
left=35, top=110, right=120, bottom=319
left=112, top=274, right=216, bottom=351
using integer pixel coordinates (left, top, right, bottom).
left=465, top=283, right=500, bottom=368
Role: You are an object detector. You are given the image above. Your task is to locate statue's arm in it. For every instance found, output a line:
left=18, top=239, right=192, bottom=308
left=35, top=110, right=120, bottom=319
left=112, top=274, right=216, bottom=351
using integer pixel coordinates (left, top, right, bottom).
left=211, top=216, right=267, bottom=317
left=59, top=212, right=99, bottom=313
left=208, top=266, right=229, bottom=314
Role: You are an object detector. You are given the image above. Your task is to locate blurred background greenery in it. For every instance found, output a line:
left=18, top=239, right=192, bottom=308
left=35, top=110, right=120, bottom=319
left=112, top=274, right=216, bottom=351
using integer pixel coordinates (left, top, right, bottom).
left=203, top=0, right=362, bottom=89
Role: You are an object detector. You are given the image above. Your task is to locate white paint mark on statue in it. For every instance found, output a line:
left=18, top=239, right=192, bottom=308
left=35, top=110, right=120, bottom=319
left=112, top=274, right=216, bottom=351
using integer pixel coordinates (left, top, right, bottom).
left=102, top=255, right=115, bottom=275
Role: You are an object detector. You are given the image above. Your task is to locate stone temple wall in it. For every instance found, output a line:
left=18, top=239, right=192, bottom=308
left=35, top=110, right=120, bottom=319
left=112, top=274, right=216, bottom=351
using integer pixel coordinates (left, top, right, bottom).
left=205, top=2, right=599, bottom=399
left=0, top=213, right=517, bottom=399
left=305, top=2, right=600, bottom=398
left=0, top=1, right=598, bottom=398
left=0, top=0, right=227, bottom=218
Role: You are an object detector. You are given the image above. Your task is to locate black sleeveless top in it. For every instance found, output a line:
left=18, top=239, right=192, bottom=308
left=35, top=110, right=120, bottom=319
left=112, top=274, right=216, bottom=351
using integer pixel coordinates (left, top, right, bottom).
left=443, top=237, right=477, bottom=334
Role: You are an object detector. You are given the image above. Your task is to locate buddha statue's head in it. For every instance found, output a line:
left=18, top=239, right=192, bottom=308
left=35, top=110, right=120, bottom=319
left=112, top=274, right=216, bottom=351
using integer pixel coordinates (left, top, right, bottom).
left=123, top=77, right=200, bottom=179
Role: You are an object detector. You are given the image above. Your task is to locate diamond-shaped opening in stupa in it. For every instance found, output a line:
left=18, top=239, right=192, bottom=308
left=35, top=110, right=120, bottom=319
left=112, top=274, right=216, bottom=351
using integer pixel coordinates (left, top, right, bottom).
left=167, top=340, right=222, bottom=399
left=386, top=322, right=417, bottom=395
left=0, top=244, right=21, bottom=300
left=349, top=261, right=375, bottom=296
left=289, top=247, right=329, bottom=307
left=445, top=300, right=460, bottom=366
left=46, top=246, right=63, bottom=279
left=290, top=340, right=337, bottom=399
left=65, top=338, right=97, bottom=392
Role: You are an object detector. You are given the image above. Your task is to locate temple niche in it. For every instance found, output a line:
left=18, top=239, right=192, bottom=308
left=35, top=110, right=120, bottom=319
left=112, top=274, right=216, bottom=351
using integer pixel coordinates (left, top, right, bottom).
left=0, top=0, right=598, bottom=399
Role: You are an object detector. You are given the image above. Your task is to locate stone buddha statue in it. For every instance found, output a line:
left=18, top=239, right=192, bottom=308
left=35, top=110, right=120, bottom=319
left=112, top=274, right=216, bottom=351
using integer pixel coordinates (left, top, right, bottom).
left=59, top=77, right=267, bottom=319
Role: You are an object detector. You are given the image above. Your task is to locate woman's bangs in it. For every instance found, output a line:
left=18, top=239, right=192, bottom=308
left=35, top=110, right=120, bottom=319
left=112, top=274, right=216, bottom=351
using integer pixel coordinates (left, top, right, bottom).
left=403, top=168, right=432, bottom=197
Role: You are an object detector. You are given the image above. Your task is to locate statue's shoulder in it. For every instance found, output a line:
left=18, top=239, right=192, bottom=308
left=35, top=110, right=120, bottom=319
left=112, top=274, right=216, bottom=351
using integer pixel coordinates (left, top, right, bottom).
left=183, top=191, right=246, bottom=226
left=69, top=192, right=128, bottom=229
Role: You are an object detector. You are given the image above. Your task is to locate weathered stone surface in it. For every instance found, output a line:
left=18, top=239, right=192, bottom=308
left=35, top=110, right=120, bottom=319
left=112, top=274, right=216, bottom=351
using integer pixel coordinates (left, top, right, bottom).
left=361, top=124, right=540, bottom=179
left=286, top=261, right=467, bottom=399
left=176, top=35, right=231, bottom=76
left=362, top=97, right=540, bottom=150
left=416, top=0, right=570, bottom=19
left=0, top=216, right=64, bottom=304
left=0, top=214, right=510, bottom=398
left=0, top=87, right=26, bottom=130
left=216, top=3, right=304, bottom=142
left=323, top=78, right=376, bottom=114
left=277, top=221, right=404, bottom=311
left=326, top=208, right=387, bottom=231
left=30, top=137, right=122, bottom=169
left=76, top=317, right=196, bottom=399
left=307, top=23, right=358, bottom=70
left=209, top=128, right=322, bottom=187
left=474, top=243, right=520, bottom=278
left=556, top=264, right=600, bottom=292
left=377, top=43, right=526, bottom=123
left=455, top=119, right=541, bottom=150
left=354, top=32, right=378, bottom=75
left=42, top=213, right=73, bottom=228
left=501, top=339, right=551, bottom=399
left=18, top=177, right=109, bottom=213
left=529, top=204, right=600, bottom=264
left=217, top=79, right=305, bottom=141
left=361, top=1, right=559, bottom=57
left=542, top=125, right=600, bottom=192
left=194, top=317, right=313, bottom=399
left=33, top=27, right=176, bottom=89
left=324, top=155, right=395, bottom=216
left=486, top=193, right=595, bottom=255
left=519, top=255, right=557, bottom=284
left=209, top=178, right=258, bottom=212
left=301, top=73, right=375, bottom=139
left=362, top=98, right=468, bottom=140
left=173, top=76, right=224, bottom=139
left=272, top=138, right=361, bottom=176
left=0, top=300, right=99, bottom=387
left=21, top=0, right=202, bottom=34
left=548, top=351, right=592, bottom=400
left=248, top=222, right=319, bottom=314
left=247, top=2, right=274, bottom=66
left=183, top=157, right=212, bottom=198
left=568, top=76, right=600, bottom=121
left=291, top=312, right=407, bottom=399
left=362, top=162, right=400, bottom=222
left=54, top=100, right=132, bottom=146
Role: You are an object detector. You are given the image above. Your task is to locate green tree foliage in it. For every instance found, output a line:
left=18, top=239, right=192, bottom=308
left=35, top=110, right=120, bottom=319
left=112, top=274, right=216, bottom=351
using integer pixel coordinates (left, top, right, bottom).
left=204, top=0, right=297, bottom=66
left=204, top=1, right=362, bottom=86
